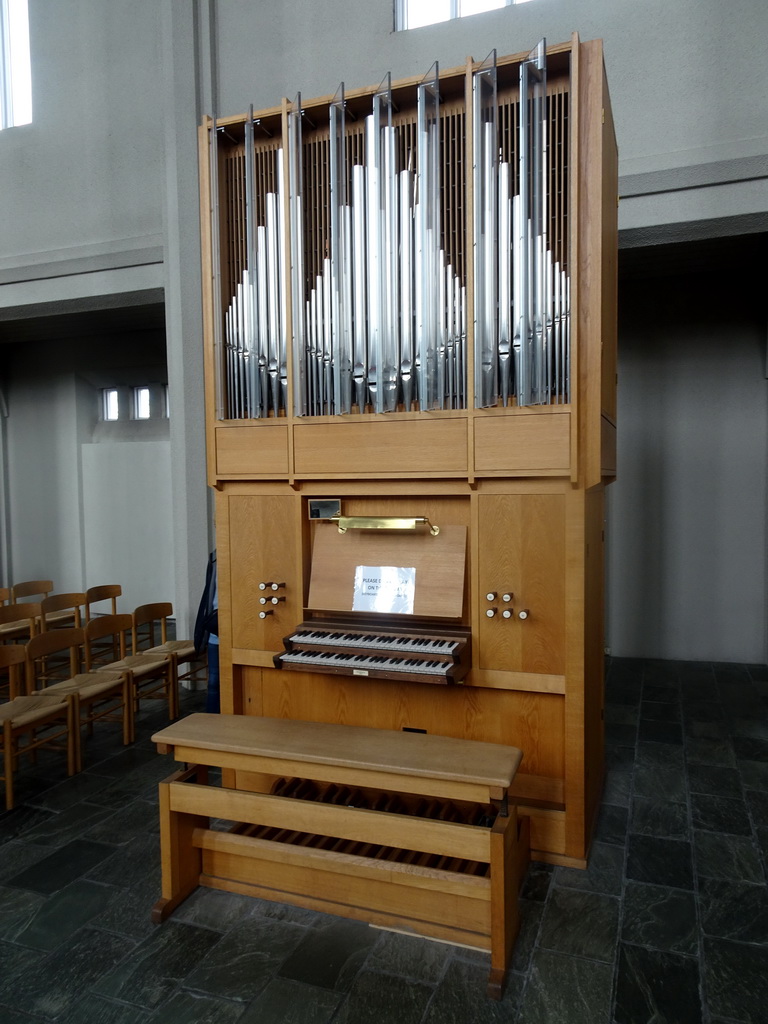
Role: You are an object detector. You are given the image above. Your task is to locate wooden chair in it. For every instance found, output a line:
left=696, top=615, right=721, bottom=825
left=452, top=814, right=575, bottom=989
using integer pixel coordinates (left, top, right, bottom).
left=41, top=592, right=87, bottom=632
left=11, top=580, right=54, bottom=603
left=85, top=584, right=122, bottom=620
left=132, top=603, right=205, bottom=690
left=25, top=627, right=132, bottom=768
left=1, top=644, right=76, bottom=810
left=85, top=614, right=176, bottom=723
left=0, top=602, right=41, bottom=648
left=0, top=587, right=9, bottom=605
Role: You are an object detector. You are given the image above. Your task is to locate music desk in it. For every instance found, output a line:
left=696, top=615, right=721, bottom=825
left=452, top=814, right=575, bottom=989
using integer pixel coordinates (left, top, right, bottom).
left=151, top=713, right=528, bottom=998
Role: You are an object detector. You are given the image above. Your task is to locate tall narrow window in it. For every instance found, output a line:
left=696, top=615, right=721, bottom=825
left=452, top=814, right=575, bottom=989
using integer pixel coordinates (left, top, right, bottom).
left=102, top=388, right=120, bottom=422
left=396, top=0, right=534, bottom=32
left=133, top=386, right=151, bottom=420
left=0, top=0, right=31, bottom=129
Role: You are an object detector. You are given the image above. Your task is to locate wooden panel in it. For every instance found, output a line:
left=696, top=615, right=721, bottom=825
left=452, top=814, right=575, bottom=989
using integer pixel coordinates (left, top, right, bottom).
left=216, top=424, right=290, bottom=478
left=476, top=493, right=566, bottom=675
left=228, top=494, right=299, bottom=652
left=308, top=523, right=466, bottom=619
left=293, top=417, right=468, bottom=476
left=473, top=412, right=570, bottom=474
left=256, top=668, right=565, bottom=779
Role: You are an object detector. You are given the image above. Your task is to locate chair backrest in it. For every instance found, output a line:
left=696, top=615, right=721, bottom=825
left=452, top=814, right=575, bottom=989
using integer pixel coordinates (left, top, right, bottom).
left=0, top=643, right=26, bottom=699
left=41, top=592, right=87, bottom=630
left=0, top=602, right=41, bottom=640
left=85, top=584, right=122, bottom=621
left=0, top=587, right=9, bottom=605
left=12, top=579, right=54, bottom=603
left=84, top=613, right=132, bottom=669
left=25, top=626, right=84, bottom=693
left=132, top=602, right=173, bottom=653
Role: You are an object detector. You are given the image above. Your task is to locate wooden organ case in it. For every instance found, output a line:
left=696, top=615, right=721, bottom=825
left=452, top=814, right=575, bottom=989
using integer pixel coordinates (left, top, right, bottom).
left=199, top=31, right=616, bottom=913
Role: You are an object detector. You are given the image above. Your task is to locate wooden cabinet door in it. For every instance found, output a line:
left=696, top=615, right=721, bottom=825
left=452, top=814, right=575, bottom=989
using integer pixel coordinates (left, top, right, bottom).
left=476, top=493, right=566, bottom=676
left=227, top=494, right=300, bottom=653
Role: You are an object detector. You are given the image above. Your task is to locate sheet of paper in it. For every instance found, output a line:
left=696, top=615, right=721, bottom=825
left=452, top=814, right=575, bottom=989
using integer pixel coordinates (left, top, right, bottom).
left=352, top=565, right=416, bottom=614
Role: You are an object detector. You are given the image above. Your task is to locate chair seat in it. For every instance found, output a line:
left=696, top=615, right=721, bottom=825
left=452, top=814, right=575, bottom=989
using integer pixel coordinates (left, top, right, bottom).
left=0, top=692, right=69, bottom=728
left=47, top=672, right=127, bottom=699
left=146, top=640, right=196, bottom=660
left=104, top=653, right=170, bottom=678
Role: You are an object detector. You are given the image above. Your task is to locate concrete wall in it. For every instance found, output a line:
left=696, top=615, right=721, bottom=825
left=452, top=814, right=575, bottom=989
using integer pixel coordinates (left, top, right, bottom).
left=607, top=264, right=768, bottom=662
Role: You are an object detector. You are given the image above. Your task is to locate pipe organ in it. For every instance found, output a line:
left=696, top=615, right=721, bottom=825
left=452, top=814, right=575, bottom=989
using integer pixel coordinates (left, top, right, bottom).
left=200, top=32, right=617, bottom=882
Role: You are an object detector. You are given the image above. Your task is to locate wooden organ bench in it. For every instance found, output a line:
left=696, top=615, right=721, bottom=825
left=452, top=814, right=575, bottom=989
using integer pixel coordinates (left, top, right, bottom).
left=151, top=713, right=528, bottom=998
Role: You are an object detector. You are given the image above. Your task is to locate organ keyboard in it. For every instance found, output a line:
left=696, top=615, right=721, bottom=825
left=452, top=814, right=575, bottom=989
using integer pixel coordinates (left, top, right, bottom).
left=274, top=620, right=471, bottom=685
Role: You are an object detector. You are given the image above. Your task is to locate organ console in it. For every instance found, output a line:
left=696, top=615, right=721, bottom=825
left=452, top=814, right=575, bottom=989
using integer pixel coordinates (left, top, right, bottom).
left=182, top=31, right=617, bottom=990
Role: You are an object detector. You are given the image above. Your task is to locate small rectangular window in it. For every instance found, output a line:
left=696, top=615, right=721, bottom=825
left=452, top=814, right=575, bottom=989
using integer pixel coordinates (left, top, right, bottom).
left=102, top=388, right=120, bottom=421
left=133, top=386, right=151, bottom=420
left=396, top=0, right=533, bottom=32
left=0, top=0, right=32, bottom=130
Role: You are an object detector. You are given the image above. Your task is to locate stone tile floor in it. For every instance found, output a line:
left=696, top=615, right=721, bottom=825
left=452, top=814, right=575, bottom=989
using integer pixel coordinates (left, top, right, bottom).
left=1, top=658, right=767, bottom=1023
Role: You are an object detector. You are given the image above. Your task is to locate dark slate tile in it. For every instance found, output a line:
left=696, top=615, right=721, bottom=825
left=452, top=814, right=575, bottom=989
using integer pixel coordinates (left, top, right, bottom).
left=594, top=803, right=628, bottom=846
left=633, top=766, right=687, bottom=803
left=93, top=920, right=223, bottom=1010
left=621, top=881, right=698, bottom=955
left=714, top=663, right=752, bottom=686
left=604, top=744, right=636, bottom=773
left=601, top=770, right=631, bottom=808
left=85, top=833, right=160, bottom=888
left=250, top=896, right=333, bottom=928
left=0, top=936, right=47, bottom=987
left=149, top=990, right=245, bottom=1024
left=685, top=717, right=730, bottom=741
left=16, top=801, right=115, bottom=848
left=0, top=885, right=46, bottom=941
left=56, top=995, right=153, bottom=1024
left=605, top=685, right=642, bottom=708
left=86, top=744, right=163, bottom=779
left=732, top=736, right=768, bottom=763
left=538, top=887, right=619, bottom=963
left=694, top=830, right=765, bottom=883
left=421, top=958, right=522, bottom=1024
left=729, top=716, right=768, bottom=742
left=636, top=741, right=684, bottom=770
left=685, top=736, right=736, bottom=767
left=184, top=915, right=307, bottom=1002
left=279, top=917, right=378, bottom=992
left=237, top=977, right=341, bottom=1024
left=687, top=763, right=742, bottom=798
left=630, top=797, right=689, bottom=840
left=615, top=944, right=702, bottom=1024
left=0, top=925, right=132, bottom=1020
left=517, top=948, right=613, bottom=1024
left=173, top=887, right=257, bottom=931
left=605, top=704, right=639, bottom=727
left=682, top=700, right=726, bottom=725
left=12, top=878, right=119, bottom=951
left=699, top=876, right=768, bottom=943
left=91, top=866, right=163, bottom=941
left=519, top=860, right=554, bottom=902
left=84, top=799, right=159, bottom=845
left=364, top=929, right=449, bottom=983
left=29, top=770, right=116, bottom=812
left=642, top=684, right=680, bottom=704
left=641, top=701, right=681, bottom=723
left=639, top=720, right=683, bottom=745
left=510, top=898, right=543, bottom=973
left=690, top=792, right=752, bottom=836
left=739, top=759, right=768, bottom=791
left=703, top=935, right=768, bottom=1024
left=0, top=803, right=57, bottom=845
left=0, top=839, right=61, bottom=884
left=626, top=835, right=694, bottom=890
left=746, top=789, right=768, bottom=829
left=326, top=970, right=433, bottom=1024
left=605, top=722, right=637, bottom=747
left=6, top=838, right=117, bottom=894
left=554, top=841, right=624, bottom=896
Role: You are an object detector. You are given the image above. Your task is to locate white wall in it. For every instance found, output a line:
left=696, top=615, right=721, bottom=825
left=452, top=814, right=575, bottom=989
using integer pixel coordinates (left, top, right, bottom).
left=607, top=266, right=768, bottom=662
